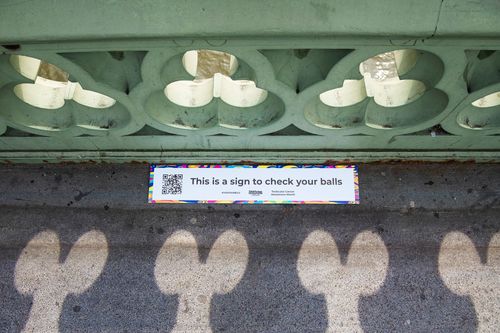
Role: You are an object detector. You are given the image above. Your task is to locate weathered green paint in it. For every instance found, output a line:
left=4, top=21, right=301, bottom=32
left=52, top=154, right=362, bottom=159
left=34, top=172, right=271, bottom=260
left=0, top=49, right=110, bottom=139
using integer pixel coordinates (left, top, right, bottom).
left=0, top=0, right=499, bottom=162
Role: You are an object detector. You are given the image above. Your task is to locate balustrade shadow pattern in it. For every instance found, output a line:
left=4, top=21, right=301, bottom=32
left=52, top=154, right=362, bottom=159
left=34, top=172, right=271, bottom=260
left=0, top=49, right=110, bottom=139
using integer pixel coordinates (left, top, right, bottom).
left=0, top=205, right=498, bottom=332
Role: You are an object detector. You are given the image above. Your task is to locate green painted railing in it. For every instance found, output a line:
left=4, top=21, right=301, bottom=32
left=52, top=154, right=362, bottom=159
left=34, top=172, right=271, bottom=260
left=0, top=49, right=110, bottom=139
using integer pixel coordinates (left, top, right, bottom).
left=0, top=0, right=499, bottom=163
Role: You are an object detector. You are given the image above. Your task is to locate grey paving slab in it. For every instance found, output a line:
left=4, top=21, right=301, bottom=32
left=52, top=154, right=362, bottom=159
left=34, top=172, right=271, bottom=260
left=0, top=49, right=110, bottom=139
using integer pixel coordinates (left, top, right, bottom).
left=0, top=163, right=499, bottom=211
left=0, top=163, right=498, bottom=332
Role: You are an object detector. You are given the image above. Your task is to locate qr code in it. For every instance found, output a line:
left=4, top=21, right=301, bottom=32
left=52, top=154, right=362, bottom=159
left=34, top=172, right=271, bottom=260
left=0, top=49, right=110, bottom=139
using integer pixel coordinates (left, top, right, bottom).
left=162, top=174, right=183, bottom=195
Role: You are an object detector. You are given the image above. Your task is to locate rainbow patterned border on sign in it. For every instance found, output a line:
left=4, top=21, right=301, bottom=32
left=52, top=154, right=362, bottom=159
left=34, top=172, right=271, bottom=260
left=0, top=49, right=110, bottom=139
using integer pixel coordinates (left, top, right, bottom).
left=148, top=164, right=359, bottom=204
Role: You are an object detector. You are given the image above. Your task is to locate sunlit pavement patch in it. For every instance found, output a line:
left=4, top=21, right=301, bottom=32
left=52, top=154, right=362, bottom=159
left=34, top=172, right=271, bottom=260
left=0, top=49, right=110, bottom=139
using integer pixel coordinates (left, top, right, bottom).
left=14, top=230, right=108, bottom=333
left=298, top=230, right=389, bottom=332
left=439, top=232, right=500, bottom=333
left=155, top=230, right=248, bottom=333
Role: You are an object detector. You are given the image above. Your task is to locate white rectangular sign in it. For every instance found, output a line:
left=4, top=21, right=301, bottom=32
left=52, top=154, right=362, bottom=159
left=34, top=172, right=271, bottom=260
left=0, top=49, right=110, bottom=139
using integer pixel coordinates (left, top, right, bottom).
left=149, top=164, right=359, bottom=204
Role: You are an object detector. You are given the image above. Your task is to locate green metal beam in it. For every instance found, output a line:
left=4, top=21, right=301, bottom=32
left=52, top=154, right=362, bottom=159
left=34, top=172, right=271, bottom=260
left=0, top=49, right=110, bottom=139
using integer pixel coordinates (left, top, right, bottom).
left=2, top=151, right=499, bottom=164
left=0, top=1, right=444, bottom=42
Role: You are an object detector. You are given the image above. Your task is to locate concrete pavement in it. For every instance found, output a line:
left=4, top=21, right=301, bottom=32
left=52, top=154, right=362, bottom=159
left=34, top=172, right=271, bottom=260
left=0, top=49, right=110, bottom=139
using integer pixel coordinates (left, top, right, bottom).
left=0, top=163, right=498, bottom=332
